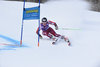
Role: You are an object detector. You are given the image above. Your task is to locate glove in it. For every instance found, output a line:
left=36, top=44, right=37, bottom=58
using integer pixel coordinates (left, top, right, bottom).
left=55, top=26, right=58, bottom=30
left=39, top=35, right=43, bottom=39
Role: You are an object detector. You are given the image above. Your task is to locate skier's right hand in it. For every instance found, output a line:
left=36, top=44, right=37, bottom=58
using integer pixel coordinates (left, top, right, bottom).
left=39, top=35, right=43, bottom=39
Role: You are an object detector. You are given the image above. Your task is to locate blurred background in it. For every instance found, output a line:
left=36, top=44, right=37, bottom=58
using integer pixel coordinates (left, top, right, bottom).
left=86, top=0, right=100, bottom=12
left=2, top=0, right=48, bottom=3
left=0, top=0, right=100, bottom=12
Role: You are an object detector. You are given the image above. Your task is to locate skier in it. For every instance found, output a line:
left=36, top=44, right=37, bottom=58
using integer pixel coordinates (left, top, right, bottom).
left=36, top=17, right=70, bottom=45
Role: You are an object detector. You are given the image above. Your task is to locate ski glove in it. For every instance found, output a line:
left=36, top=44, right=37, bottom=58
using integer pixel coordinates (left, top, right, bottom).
left=39, top=35, right=43, bottom=39
left=54, top=23, right=58, bottom=30
left=55, top=26, right=58, bottom=30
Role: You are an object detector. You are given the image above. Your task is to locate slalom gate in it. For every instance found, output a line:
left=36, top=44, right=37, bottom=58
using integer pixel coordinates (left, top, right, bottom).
left=20, top=0, right=40, bottom=47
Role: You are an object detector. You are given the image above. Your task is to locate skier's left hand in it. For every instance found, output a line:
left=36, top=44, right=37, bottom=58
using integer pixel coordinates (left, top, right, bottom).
left=55, top=26, right=58, bottom=30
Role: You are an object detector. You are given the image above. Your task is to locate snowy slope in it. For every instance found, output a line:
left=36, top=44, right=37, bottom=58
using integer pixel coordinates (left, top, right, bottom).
left=0, top=0, right=100, bottom=67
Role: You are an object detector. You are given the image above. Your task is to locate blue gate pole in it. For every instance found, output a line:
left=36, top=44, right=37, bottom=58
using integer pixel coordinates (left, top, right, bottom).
left=38, top=0, right=40, bottom=47
left=20, top=0, right=26, bottom=46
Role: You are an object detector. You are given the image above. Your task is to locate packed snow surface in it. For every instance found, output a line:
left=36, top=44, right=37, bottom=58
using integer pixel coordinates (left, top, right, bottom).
left=0, top=0, right=100, bottom=67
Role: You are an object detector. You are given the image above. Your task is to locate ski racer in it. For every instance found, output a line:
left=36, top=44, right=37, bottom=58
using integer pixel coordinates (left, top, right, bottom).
left=36, top=17, right=61, bottom=38
left=36, top=17, right=70, bottom=45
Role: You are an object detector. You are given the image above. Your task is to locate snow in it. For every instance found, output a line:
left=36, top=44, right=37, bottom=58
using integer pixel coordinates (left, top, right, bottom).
left=0, top=0, right=100, bottom=67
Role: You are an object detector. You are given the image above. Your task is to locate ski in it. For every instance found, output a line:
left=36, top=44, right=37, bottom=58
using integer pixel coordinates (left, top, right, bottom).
left=52, top=36, right=71, bottom=46
left=63, top=36, right=71, bottom=46
left=67, top=40, right=71, bottom=46
left=52, top=38, right=58, bottom=45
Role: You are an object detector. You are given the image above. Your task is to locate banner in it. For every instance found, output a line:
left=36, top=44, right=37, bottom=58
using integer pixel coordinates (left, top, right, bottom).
left=23, top=6, right=40, bottom=20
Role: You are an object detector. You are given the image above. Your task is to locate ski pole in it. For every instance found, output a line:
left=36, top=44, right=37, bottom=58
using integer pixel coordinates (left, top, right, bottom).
left=58, top=28, right=81, bottom=30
